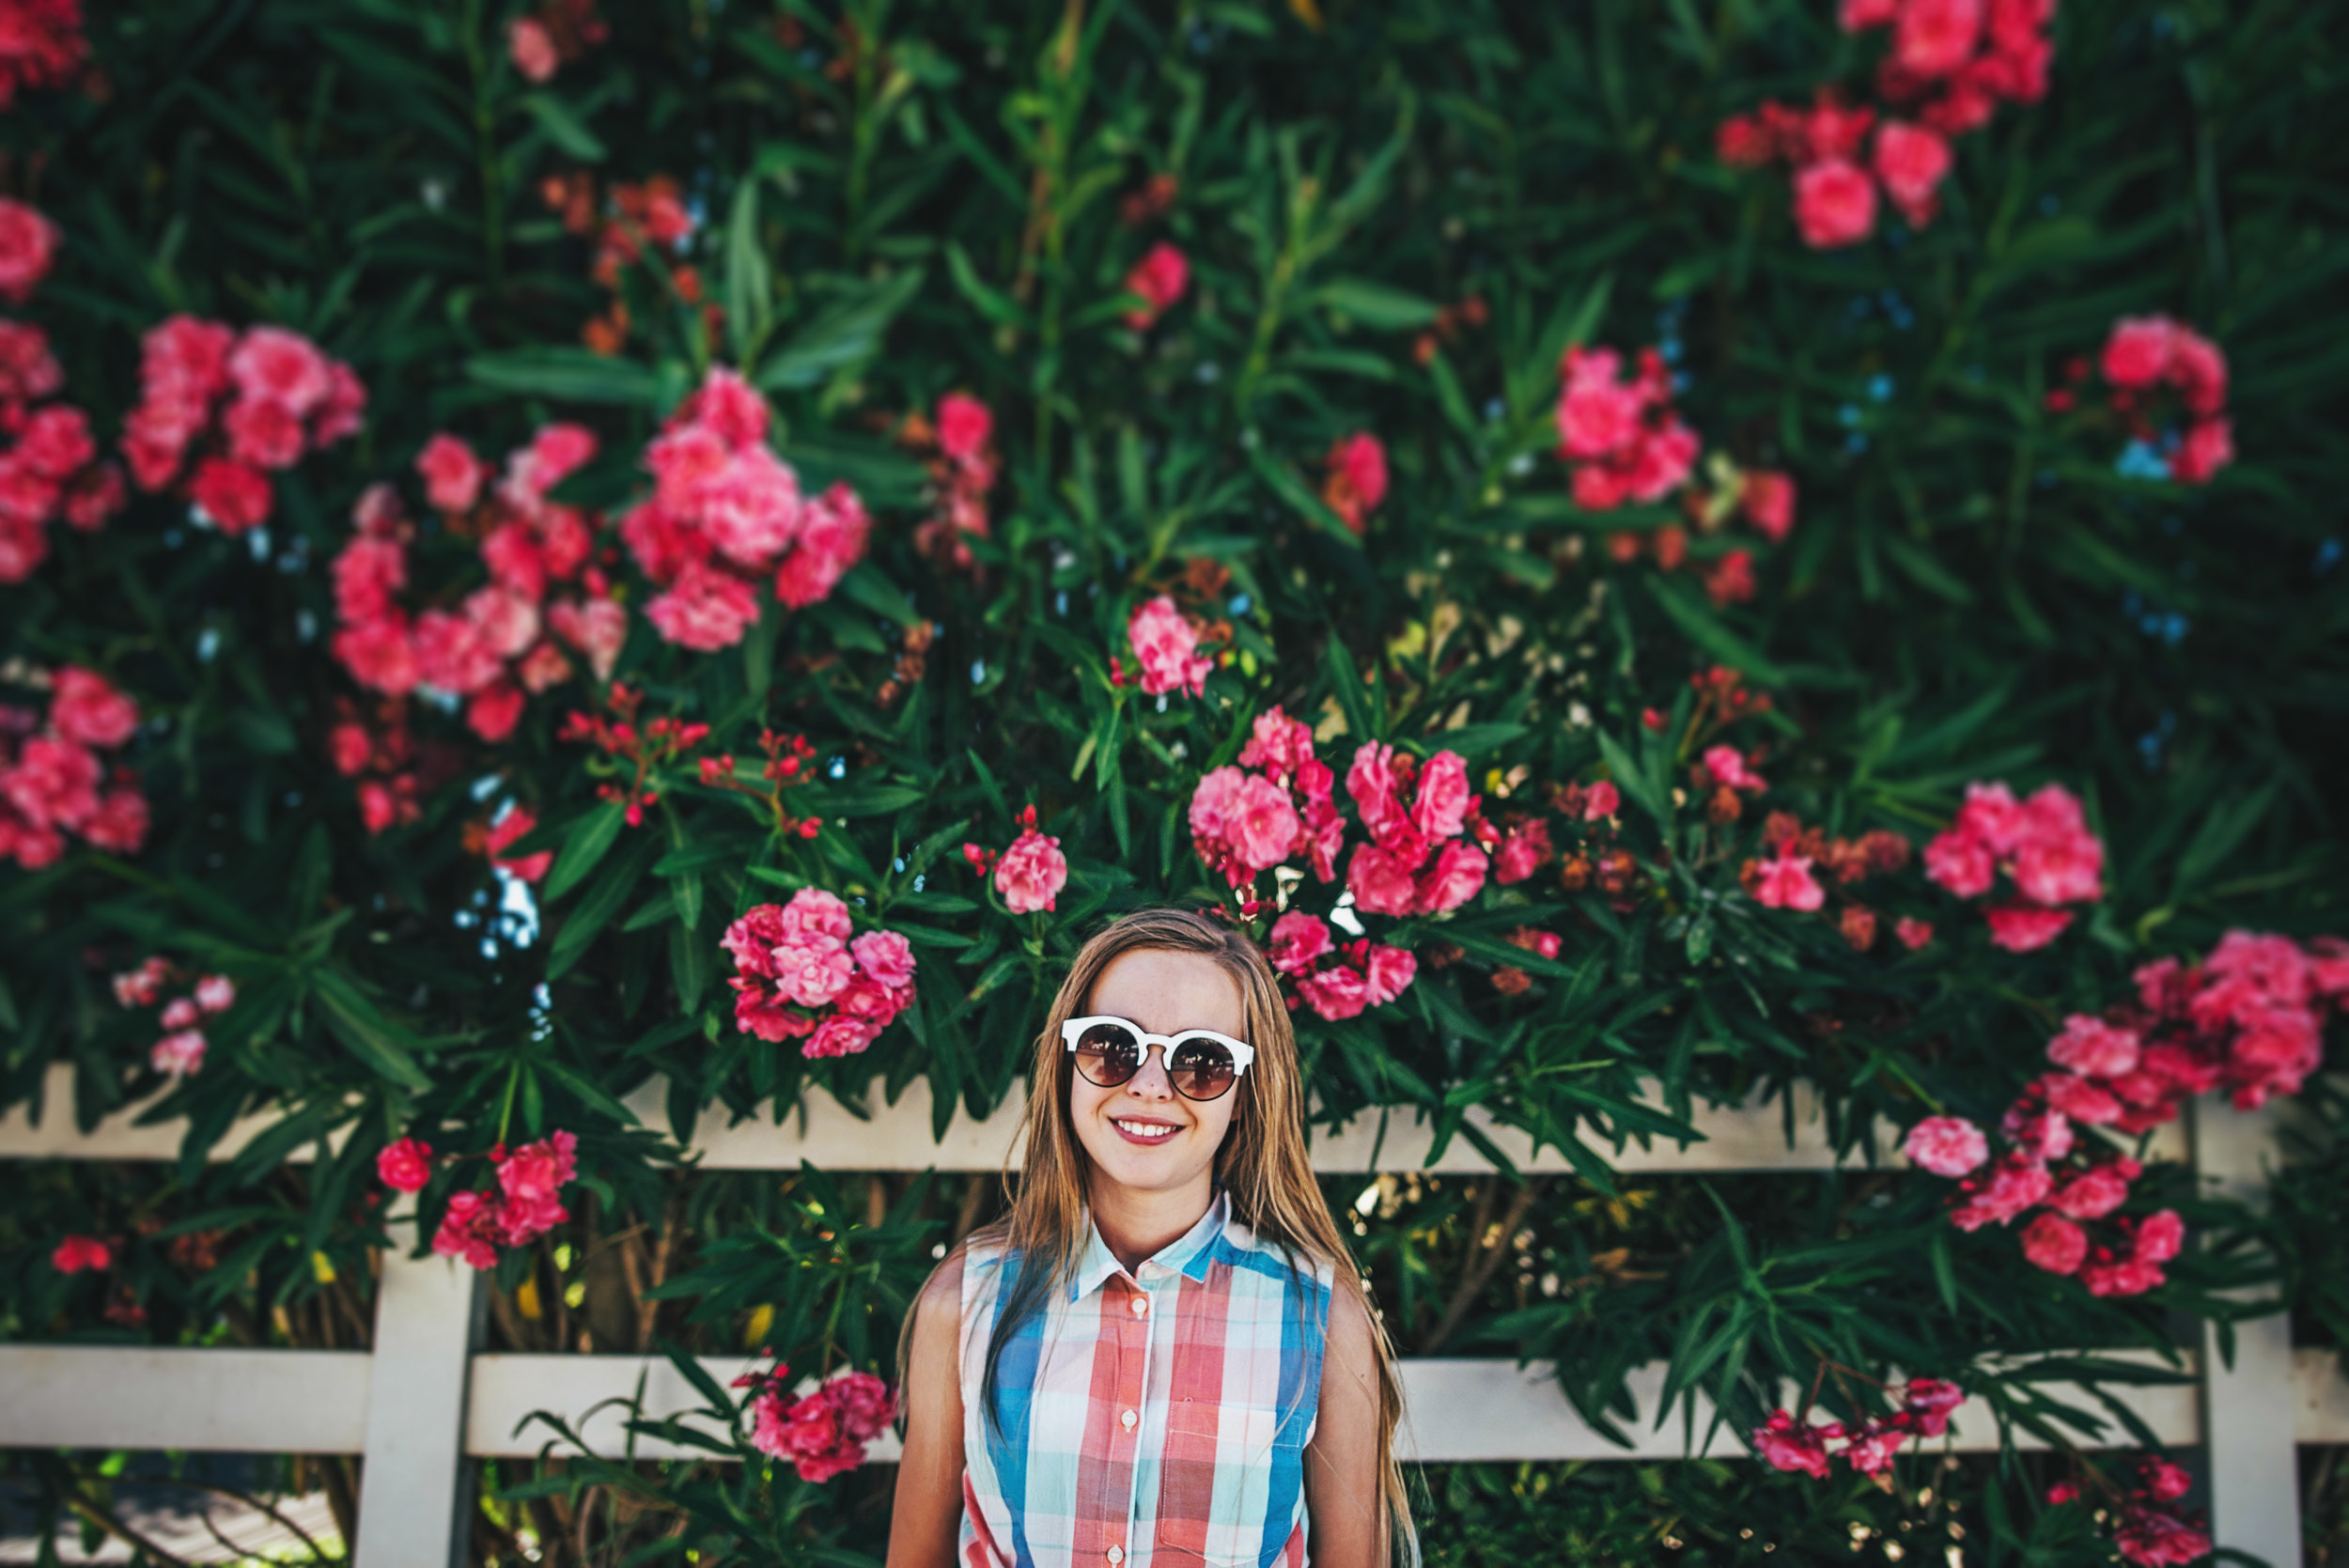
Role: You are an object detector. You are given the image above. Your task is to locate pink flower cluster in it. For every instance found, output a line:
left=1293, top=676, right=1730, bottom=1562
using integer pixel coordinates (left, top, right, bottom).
left=327, top=695, right=464, bottom=835
left=1922, top=780, right=2103, bottom=952
left=1554, top=346, right=1700, bottom=511
left=376, top=1136, right=435, bottom=1193
left=1189, top=706, right=1346, bottom=895
left=720, top=888, right=918, bottom=1057
left=1345, top=743, right=1488, bottom=918
left=331, top=428, right=625, bottom=748
left=1719, top=0, right=2052, bottom=248
left=1122, top=242, right=1190, bottom=332
left=621, top=368, right=869, bottom=650
left=910, top=393, right=999, bottom=572
left=507, top=0, right=605, bottom=84
left=1321, top=433, right=1389, bottom=535
left=1126, top=595, right=1216, bottom=699
left=740, top=1361, right=895, bottom=1483
left=51, top=1234, right=113, bottom=1274
left=429, top=1130, right=580, bottom=1269
left=2097, top=316, right=2232, bottom=485
left=0, top=0, right=87, bottom=109
left=119, top=318, right=364, bottom=536
left=478, top=803, right=552, bottom=883
left=1904, top=929, right=2346, bottom=1294
left=965, top=805, right=1070, bottom=915
left=1752, top=1377, right=1964, bottom=1478
left=2047, top=1458, right=2211, bottom=1566
left=1267, top=910, right=1416, bottom=1021
left=1, top=665, right=148, bottom=867
left=0, top=203, right=128, bottom=582
left=111, top=956, right=234, bottom=1078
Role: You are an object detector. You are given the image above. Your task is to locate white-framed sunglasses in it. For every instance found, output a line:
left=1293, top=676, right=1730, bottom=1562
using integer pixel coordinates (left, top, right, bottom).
left=1060, top=1015, right=1256, bottom=1101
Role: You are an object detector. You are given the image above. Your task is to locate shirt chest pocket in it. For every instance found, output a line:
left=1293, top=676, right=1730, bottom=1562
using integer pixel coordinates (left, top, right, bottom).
left=1155, top=1400, right=1313, bottom=1568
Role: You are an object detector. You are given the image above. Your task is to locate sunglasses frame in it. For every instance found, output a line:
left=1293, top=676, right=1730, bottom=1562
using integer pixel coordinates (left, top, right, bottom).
left=1060, top=1015, right=1257, bottom=1101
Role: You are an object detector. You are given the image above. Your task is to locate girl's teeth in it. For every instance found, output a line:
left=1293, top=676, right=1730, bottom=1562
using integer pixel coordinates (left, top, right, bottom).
left=1117, top=1120, right=1173, bottom=1139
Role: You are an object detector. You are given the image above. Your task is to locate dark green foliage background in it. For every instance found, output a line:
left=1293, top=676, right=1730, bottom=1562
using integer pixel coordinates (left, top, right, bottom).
left=3, top=0, right=2347, bottom=1561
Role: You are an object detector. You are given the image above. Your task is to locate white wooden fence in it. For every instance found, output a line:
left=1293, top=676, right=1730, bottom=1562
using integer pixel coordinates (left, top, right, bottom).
left=0, top=1065, right=2330, bottom=1567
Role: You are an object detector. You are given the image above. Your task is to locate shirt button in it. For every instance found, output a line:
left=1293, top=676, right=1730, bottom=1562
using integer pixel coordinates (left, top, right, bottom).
left=1121, top=1408, right=1138, bottom=1430
left=1130, top=1295, right=1149, bottom=1316
left=1107, top=1547, right=1125, bottom=1564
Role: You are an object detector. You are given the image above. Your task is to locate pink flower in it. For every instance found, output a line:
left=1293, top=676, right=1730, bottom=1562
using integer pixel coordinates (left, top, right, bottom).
left=1417, top=840, right=1488, bottom=914
left=2050, top=1165, right=2132, bottom=1220
left=770, top=932, right=855, bottom=1009
left=1872, top=121, right=1952, bottom=228
left=1751, top=1411, right=1830, bottom=1479
left=1949, top=1158, right=2053, bottom=1231
left=1345, top=742, right=1410, bottom=846
left=849, top=929, right=916, bottom=989
left=2040, top=1073, right=2123, bottom=1125
left=1793, top=159, right=1878, bottom=248
left=1122, top=241, right=1190, bottom=330
left=2102, top=318, right=2174, bottom=388
left=1228, top=775, right=1303, bottom=873
left=2046, top=1015, right=2139, bottom=1079
left=774, top=482, right=867, bottom=609
left=497, top=1129, right=578, bottom=1206
left=2133, top=1209, right=2185, bottom=1265
left=937, top=394, right=992, bottom=466
left=1582, top=780, right=1620, bottom=821
left=2081, top=1258, right=2164, bottom=1297
left=151, top=1029, right=207, bottom=1077
left=82, top=788, right=149, bottom=854
left=4, top=735, right=100, bottom=829
left=377, top=1137, right=435, bottom=1193
left=1494, top=817, right=1552, bottom=884
left=334, top=614, right=421, bottom=696
left=701, top=446, right=804, bottom=568
left=1128, top=595, right=1213, bottom=698
left=484, top=805, right=552, bottom=882
left=1556, top=348, right=1644, bottom=459
left=2114, top=1509, right=2211, bottom=1567
left=1740, top=471, right=1796, bottom=543
left=162, top=997, right=199, bottom=1030
left=1753, top=853, right=1825, bottom=911
left=1841, top=0, right=1900, bottom=27
left=1322, top=433, right=1389, bottom=534
left=646, top=562, right=763, bottom=650
left=1268, top=912, right=1334, bottom=975
left=1985, top=903, right=2073, bottom=952
left=548, top=597, right=627, bottom=680
left=804, top=1013, right=883, bottom=1059
left=1894, top=0, right=1984, bottom=76
left=1904, top=1377, right=1964, bottom=1436
left=416, top=433, right=488, bottom=513
left=2167, top=328, right=2228, bottom=416
left=1361, top=943, right=1417, bottom=1006
left=1701, top=745, right=1766, bottom=793
left=0, top=319, right=63, bottom=405
left=2169, top=418, right=2232, bottom=485
left=194, top=974, right=235, bottom=1014
left=1903, top=1115, right=1988, bottom=1177
left=15, top=404, right=94, bottom=478
left=749, top=1373, right=895, bottom=1481
left=1894, top=917, right=1935, bottom=950
left=1297, top=963, right=1369, bottom=1022
left=187, top=458, right=273, bottom=534
left=1410, top=752, right=1475, bottom=842
left=0, top=196, right=60, bottom=304
left=508, top=16, right=558, bottom=81
left=48, top=667, right=138, bottom=750
left=227, top=326, right=332, bottom=418
left=412, top=609, right=503, bottom=695
left=994, top=828, right=1068, bottom=914
left=2020, top=1212, right=2088, bottom=1274
left=224, top=396, right=305, bottom=470
left=431, top=1189, right=504, bottom=1270
left=1346, top=842, right=1420, bottom=919
left=52, top=1234, right=113, bottom=1274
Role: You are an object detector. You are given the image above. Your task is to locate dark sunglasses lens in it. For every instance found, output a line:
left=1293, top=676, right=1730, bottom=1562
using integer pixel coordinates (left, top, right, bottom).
left=1074, top=1022, right=1143, bottom=1085
left=1169, top=1038, right=1237, bottom=1100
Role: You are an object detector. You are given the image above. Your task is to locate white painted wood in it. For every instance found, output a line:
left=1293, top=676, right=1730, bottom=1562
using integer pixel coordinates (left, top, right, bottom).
left=2194, top=1097, right=2301, bottom=1568
left=455, top=1352, right=2196, bottom=1465
left=2, top=1063, right=2188, bottom=1173
left=354, top=1224, right=480, bottom=1568
left=0, top=1346, right=370, bottom=1452
left=2296, top=1349, right=2349, bottom=1442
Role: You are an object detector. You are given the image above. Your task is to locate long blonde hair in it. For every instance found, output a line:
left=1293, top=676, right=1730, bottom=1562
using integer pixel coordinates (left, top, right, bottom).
left=930, top=908, right=1416, bottom=1562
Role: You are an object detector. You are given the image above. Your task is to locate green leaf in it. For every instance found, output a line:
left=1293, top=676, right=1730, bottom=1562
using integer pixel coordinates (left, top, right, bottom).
left=544, top=800, right=629, bottom=902
left=1643, top=575, right=1786, bottom=686
left=757, top=268, right=926, bottom=390
left=1313, top=276, right=1441, bottom=330
left=467, top=348, right=659, bottom=406
left=520, top=93, right=607, bottom=161
left=311, top=971, right=433, bottom=1092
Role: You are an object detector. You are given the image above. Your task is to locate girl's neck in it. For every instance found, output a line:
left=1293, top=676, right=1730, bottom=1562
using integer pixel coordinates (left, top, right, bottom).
left=1087, top=1171, right=1216, bottom=1276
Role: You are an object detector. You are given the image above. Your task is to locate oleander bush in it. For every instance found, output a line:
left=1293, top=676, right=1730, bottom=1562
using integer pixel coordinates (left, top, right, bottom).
left=5, top=0, right=2349, bottom=1561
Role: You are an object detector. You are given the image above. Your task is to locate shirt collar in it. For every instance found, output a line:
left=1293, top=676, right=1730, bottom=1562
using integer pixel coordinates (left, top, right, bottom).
left=1071, top=1188, right=1229, bottom=1300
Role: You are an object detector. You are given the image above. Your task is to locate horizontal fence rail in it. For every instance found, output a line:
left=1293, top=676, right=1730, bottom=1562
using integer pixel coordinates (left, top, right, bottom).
left=0, top=1073, right=2314, bottom=1567
left=22, top=1343, right=2347, bottom=1464
left=0, top=1063, right=2194, bottom=1172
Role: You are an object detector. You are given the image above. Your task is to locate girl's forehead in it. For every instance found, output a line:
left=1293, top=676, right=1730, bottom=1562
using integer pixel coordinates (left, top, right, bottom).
left=1087, top=948, right=1246, bottom=1036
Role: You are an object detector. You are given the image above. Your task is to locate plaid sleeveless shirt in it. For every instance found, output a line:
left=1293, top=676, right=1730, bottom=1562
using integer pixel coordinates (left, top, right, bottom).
left=956, top=1192, right=1334, bottom=1568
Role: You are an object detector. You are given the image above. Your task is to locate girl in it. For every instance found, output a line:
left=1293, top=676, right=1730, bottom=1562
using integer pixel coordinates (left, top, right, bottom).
left=887, top=908, right=1415, bottom=1568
